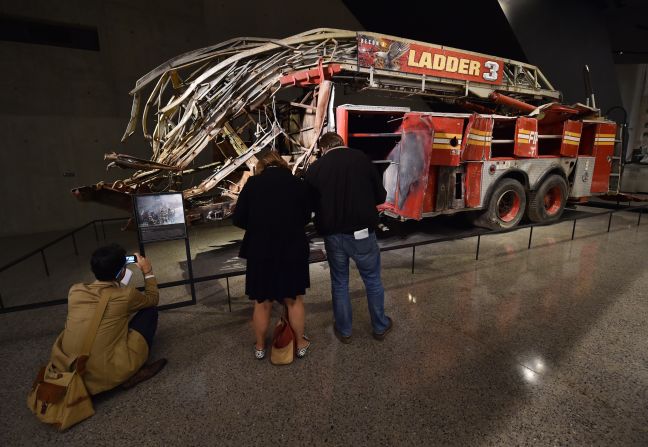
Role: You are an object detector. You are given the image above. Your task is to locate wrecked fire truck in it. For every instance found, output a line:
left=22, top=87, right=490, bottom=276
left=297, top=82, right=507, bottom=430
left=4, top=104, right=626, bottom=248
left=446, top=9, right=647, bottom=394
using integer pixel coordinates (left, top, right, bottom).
left=73, top=28, right=622, bottom=230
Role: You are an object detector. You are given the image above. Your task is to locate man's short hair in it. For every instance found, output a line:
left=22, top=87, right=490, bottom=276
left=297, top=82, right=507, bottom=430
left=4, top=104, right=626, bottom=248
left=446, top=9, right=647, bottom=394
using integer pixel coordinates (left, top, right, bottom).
left=318, top=132, right=345, bottom=152
left=91, top=244, right=126, bottom=281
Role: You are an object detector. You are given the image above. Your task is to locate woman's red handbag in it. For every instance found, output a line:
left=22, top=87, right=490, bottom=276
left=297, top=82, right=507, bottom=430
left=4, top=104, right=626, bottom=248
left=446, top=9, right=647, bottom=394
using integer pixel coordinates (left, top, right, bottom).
left=270, top=306, right=295, bottom=365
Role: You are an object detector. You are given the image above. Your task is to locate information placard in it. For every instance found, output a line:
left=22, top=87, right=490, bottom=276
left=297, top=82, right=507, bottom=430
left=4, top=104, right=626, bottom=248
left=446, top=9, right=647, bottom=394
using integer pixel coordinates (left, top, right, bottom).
left=133, top=192, right=187, bottom=243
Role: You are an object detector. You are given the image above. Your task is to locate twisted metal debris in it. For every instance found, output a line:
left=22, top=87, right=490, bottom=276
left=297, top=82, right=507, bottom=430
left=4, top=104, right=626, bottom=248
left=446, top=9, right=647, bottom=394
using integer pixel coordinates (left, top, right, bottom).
left=73, top=28, right=559, bottom=222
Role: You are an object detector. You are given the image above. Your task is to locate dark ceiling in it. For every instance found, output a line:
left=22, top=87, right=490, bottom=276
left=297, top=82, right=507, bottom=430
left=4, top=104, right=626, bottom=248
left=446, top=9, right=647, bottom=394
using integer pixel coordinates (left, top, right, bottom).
left=341, top=0, right=527, bottom=62
left=603, top=0, right=648, bottom=63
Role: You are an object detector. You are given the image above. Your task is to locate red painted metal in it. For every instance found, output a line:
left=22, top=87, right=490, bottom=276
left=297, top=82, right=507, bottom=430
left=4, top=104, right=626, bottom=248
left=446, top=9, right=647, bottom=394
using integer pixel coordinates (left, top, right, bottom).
left=348, top=132, right=401, bottom=138
left=462, top=114, right=494, bottom=161
left=357, top=35, right=504, bottom=85
left=456, top=100, right=496, bottom=114
left=590, top=122, right=616, bottom=193
left=514, top=117, right=538, bottom=158
left=422, top=166, right=438, bottom=213
left=489, top=92, right=536, bottom=113
left=429, top=117, right=464, bottom=166
left=464, top=163, right=483, bottom=208
left=279, top=60, right=342, bottom=87
left=560, top=120, right=582, bottom=157
left=541, top=103, right=581, bottom=125
left=497, top=190, right=521, bottom=222
left=336, top=107, right=349, bottom=145
left=381, top=113, right=434, bottom=220
left=544, top=186, right=563, bottom=215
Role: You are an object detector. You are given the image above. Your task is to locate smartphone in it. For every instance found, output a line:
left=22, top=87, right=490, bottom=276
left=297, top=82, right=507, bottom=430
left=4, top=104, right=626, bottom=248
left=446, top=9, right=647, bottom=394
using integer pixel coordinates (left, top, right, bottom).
left=125, top=255, right=137, bottom=264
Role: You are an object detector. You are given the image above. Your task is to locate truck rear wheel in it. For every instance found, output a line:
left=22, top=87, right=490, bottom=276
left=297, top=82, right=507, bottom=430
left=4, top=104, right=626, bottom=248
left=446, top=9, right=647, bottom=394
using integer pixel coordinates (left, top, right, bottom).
left=474, top=178, right=526, bottom=230
left=526, top=175, right=568, bottom=223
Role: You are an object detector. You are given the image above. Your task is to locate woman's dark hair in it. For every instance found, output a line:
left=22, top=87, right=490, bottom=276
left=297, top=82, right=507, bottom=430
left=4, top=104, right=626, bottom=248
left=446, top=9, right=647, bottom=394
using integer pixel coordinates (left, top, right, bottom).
left=255, top=150, right=289, bottom=174
left=318, top=132, right=345, bottom=152
left=91, top=244, right=126, bottom=281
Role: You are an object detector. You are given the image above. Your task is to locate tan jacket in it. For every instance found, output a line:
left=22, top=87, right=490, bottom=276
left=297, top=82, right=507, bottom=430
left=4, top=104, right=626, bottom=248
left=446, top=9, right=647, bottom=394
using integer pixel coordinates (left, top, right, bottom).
left=50, top=277, right=159, bottom=395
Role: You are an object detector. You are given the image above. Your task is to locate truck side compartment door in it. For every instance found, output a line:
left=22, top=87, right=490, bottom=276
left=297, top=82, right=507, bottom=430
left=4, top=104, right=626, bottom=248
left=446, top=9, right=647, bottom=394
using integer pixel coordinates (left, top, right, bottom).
left=461, top=114, right=493, bottom=208
left=382, top=113, right=434, bottom=220
left=514, top=117, right=538, bottom=158
left=560, top=120, right=582, bottom=158
left=429, top=117, right=464, bottom=166
left=590, top=122, right=617, bottom=193
left=461, top=113, right=494, bottom=161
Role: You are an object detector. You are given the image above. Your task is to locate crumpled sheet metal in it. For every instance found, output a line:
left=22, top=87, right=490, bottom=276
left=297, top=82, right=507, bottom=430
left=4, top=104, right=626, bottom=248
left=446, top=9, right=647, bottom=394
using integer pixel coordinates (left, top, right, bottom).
left=78, top=28, right=563, bottom=221
left=110, top=29, right=356, bottom=196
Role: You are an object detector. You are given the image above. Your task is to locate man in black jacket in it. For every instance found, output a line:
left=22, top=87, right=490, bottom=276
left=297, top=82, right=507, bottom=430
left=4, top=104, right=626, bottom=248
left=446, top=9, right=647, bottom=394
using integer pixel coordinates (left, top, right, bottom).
left=305, top=132, right=393, bottom=343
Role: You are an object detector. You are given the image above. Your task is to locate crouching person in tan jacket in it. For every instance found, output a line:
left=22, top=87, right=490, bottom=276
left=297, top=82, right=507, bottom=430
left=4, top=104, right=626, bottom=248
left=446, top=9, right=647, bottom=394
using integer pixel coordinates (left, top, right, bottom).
left=50, top=244, right=167, bottom=395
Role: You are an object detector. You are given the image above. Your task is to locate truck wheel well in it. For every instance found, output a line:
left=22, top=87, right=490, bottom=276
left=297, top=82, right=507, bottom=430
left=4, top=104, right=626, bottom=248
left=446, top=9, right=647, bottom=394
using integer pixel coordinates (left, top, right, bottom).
left=500, top=170, right=529, bottom=190
left=481, top=169, right=528, bottom=210
left=533, top=167, right=567, bottom=191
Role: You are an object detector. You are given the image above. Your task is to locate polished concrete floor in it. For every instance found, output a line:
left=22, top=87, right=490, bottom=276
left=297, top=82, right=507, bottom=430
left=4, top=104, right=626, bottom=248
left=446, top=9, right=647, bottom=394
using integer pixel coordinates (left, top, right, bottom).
left=1, top=211, right=647, bottom=445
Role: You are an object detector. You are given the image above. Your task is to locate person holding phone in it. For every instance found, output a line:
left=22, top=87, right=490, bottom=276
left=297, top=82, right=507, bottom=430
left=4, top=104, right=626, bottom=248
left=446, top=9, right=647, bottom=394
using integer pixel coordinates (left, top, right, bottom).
left=48, top=244, right=167, bottom=395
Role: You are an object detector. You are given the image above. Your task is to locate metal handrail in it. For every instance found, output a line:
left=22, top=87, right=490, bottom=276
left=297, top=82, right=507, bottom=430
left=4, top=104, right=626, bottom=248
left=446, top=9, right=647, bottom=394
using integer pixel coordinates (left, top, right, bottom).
left=0, top=217, right=129, bottom=275
left=0, top=203, right=645, bottom=315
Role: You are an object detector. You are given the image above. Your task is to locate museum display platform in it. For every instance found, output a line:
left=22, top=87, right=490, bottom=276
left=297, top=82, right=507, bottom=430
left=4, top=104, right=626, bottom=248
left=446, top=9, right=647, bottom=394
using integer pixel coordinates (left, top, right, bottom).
left=1, top=202, right=645, bottom=313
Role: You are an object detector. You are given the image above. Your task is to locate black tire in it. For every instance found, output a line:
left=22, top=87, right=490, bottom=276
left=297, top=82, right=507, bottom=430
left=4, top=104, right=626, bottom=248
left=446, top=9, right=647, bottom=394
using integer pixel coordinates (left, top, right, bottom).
left=526, top=175, right=568, bottom=223
left=474, top=178, right=526, bottom=230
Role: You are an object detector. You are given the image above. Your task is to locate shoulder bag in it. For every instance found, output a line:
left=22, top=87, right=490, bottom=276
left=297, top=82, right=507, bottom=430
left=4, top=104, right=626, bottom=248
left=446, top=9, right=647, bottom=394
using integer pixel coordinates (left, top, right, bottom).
left=27, top=288, right=110, bottom=431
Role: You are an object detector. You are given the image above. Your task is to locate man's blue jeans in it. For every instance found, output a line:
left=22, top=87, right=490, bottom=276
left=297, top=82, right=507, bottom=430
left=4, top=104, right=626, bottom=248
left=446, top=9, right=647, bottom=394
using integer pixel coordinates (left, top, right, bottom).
left=323, top=232, right=390, bottom=336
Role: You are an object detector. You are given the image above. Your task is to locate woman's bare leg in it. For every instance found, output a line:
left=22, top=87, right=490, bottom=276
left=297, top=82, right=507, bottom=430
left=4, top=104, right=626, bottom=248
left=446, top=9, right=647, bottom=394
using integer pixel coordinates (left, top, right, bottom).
left=253, top=300, right=272, bottom=350
left=285, top=296, right=309, bottom=349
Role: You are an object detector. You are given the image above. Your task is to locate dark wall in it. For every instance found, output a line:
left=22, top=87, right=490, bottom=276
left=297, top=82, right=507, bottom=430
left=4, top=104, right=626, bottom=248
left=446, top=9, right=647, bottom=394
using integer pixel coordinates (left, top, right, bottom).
left=498, top=0, right=622, bottom=111
left=0, top=0, right=362, bottom=237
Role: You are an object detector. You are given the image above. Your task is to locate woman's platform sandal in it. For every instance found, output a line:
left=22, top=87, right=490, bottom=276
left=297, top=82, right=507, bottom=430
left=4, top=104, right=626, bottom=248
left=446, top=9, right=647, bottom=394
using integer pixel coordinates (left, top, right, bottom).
left=296, top=336, right=311, bottom=359
left=254, top=345, right=266, bottom=360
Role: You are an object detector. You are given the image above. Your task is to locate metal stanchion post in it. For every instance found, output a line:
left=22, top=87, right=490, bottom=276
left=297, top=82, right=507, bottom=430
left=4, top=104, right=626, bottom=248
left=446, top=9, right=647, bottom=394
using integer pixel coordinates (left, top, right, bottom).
left=571, top=219, right=577, bottom=240
left=475, top=234, right=481, bottom=260
left=528, top=226, right=534, bottom=249
left=226, top=277, right=232, bottom=312
left=184, top=238, right=196, bottom=305
left=607, top=212, right=613, bottom=232
left=71, top=233, right=79, bottom=256
left=411, top=246, right=416, bottom=274
left=40, top=250, right=50, bottom=276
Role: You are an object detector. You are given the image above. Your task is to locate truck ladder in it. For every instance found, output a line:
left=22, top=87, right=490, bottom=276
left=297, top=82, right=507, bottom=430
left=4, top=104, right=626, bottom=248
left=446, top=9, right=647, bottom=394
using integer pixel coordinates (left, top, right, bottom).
left=608, top=126, right=624, bottom=194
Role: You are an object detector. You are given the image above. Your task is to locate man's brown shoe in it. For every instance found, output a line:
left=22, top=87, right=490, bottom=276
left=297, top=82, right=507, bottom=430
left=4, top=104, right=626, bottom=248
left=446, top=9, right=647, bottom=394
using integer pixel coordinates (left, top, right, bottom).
left=334, top=326, right=352, bottom=344
left=122, top=359, right=168, bottom=390
left=372, top=317, right=393, bottom=341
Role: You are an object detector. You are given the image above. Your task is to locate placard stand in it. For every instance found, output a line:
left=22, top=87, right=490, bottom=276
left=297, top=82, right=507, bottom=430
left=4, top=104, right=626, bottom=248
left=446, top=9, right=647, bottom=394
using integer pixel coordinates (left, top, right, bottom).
left=133, top=192, right=196, bottom=309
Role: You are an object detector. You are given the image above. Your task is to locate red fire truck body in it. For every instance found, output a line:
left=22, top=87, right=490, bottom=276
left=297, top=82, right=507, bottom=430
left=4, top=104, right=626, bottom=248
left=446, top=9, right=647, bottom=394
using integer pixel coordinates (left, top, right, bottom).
left=76, top=29, right=624, bottom=230
left=335, top=105, right=617, bottom=229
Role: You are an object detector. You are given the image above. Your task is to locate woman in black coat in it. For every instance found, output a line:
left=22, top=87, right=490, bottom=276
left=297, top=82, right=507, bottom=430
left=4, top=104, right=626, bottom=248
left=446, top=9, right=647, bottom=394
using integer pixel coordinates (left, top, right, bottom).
left=232, top=151, right=312, bottom=360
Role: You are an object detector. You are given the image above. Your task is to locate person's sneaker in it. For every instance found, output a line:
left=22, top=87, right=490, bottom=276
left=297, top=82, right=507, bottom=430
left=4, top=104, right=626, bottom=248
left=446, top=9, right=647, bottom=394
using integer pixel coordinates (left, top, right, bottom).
left=334, top=326, right=352, bottom=344
left=372, top=317, right=393, bottom=341
left=121, top=358, right=167, bottom=390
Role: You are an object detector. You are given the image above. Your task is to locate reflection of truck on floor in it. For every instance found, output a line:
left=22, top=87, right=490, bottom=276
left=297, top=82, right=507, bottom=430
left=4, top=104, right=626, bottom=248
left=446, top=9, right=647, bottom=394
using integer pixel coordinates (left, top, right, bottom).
left=336, top=103, right=620, bottom=230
